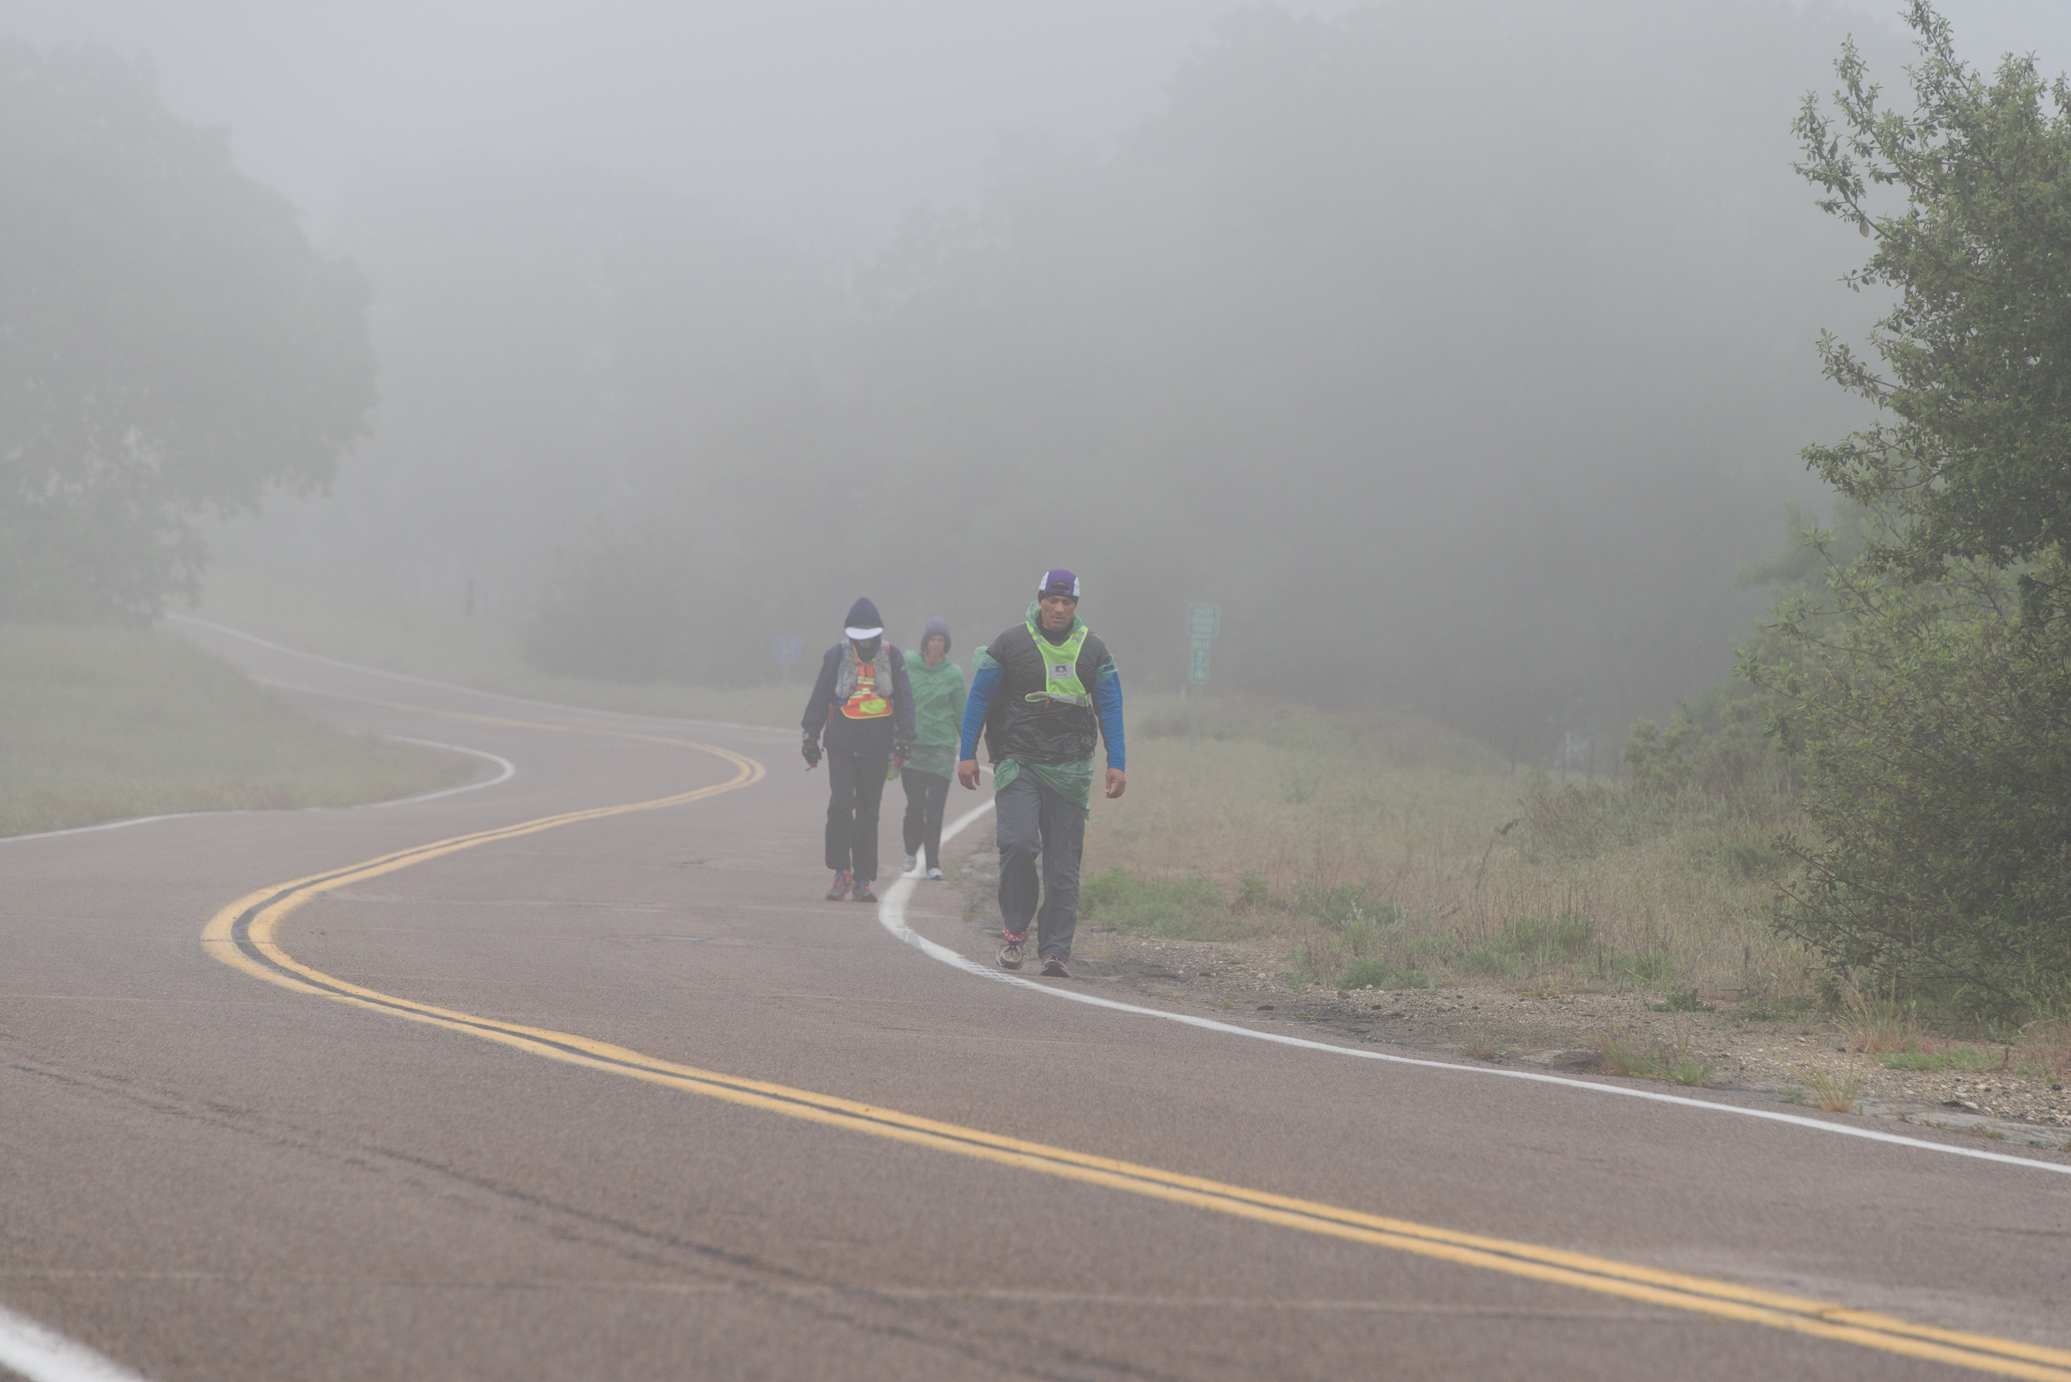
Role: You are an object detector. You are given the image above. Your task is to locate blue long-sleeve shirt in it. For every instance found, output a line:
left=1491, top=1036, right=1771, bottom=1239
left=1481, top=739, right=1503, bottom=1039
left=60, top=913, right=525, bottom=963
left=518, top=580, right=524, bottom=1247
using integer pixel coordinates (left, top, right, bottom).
left=959, top=660, right=1125, bottom=771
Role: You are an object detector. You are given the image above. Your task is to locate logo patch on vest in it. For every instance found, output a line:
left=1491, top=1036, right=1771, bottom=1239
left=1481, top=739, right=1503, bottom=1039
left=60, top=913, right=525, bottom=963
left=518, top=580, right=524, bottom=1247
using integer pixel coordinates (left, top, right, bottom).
left=1023, top=614, right=1094, bottom=707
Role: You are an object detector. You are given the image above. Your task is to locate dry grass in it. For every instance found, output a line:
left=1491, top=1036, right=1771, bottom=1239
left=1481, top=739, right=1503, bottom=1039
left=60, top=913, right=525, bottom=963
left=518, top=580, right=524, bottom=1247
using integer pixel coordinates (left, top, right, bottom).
left=1081, top=692, right=1814, bottom=1002
left=1797, top=1063, right=1865, bottom=1114
left=2016, top=1019, right=2071, bottom=1086
left=1587, top=1027, right=1717, bottom=1086
left=1, top=623, right=473, bottom=836
left=1658, top=1025, right=1722, bottom=1087
left=1592, top=1032, right=1658, bottom=1078
left=1455, top=1028, right=1506, bottom=1062
left=1839, top=986, right=1933, bottom=1056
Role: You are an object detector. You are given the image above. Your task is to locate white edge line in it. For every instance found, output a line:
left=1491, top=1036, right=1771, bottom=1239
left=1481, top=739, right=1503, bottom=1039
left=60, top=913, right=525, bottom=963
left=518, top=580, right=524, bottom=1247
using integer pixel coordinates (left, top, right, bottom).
left=162, top=613, right=791, bottom=736
left=0, top=811, right=222, bottom=846
left=0, top=739, right=515, bottom=845
left=879, top=799, right=2071, bottom=1178
left=372, top=738, right=516, bottom=806
left=0, top=1301, right=154, bottom=1382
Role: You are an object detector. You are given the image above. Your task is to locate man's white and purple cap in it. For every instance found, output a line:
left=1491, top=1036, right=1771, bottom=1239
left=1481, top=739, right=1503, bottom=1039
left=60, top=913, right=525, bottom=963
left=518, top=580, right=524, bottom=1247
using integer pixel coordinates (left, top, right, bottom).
left=1038, top=569, right=1080, bottom=599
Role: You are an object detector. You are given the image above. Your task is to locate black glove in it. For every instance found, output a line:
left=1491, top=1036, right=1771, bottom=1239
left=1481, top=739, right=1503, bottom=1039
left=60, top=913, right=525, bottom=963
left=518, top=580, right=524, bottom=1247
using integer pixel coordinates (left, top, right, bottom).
left=801, top=732, right=822, bottom=768
left=893, top=738, right=913, bottom=766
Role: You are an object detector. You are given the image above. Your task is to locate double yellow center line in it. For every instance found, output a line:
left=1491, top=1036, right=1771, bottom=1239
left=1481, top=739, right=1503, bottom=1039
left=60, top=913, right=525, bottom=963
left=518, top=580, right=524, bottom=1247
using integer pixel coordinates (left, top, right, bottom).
left=200, top=699, right=2071, bottom=1379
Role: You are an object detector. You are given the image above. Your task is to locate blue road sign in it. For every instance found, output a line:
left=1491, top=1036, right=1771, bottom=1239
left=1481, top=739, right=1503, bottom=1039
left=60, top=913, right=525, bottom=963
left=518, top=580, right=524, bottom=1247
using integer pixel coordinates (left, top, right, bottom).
left=1189, top=636, right=1211, bottom=685
left=774, top=633, right=803, bottom=667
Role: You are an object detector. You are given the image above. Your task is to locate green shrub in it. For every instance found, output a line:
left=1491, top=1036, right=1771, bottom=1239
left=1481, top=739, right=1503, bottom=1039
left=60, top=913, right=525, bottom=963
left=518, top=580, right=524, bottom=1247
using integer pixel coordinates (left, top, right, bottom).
left=1751, top=546, right=2071, bottom=1020
left=1079, top=869, right=1238, bottom=940
left=1341, top=913, right=1379, bottom=958
left=1518, top=779, right=1614, bottom=858
left=1753, top=19, right=2071, bottom=1023
left=1459, top=912, right=1595, bottom=978
left=1621, top=691, right=1792, bottom=810
left=1337, top=957, right=1432, bottom=990
left=1666, top=1053, right=1718, bottom=1086
left=1290, top=880, right=1398, bottom=930
left=1719, top=837, right=1787, bottom=879
left=1612, top=950, right=1676, bottom=985
left=1880, top=1048, right=2047, bottom=1078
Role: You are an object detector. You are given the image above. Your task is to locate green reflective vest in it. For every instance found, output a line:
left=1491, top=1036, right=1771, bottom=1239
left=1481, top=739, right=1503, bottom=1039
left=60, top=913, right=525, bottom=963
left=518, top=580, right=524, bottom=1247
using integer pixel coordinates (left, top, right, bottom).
left=1023, top=615, right=1091, bottom=706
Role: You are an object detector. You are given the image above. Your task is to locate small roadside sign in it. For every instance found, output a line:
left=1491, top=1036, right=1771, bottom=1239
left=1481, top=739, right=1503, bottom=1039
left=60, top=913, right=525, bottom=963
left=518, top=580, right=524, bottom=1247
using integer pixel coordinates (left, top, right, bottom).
left=1189, top=637, right=1211, bottom=685
left=773, top=633, right=803, bottom=681
left=1187, top=602, right=1221, bottom=640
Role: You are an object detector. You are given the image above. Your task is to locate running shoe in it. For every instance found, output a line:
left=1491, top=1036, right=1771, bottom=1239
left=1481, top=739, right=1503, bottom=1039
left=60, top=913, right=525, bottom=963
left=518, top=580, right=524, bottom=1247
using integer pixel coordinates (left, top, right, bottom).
left=825, top=870, right=851, bottom=901
left=925, top=867, right=945, bottom=881
left=1040, top=955, right=1070, bottom=978
left=852, top=881, right=878, bottom=903
left=901, top=852, right=918, bottom=873
left=998, top=940, right=1024, bottom=970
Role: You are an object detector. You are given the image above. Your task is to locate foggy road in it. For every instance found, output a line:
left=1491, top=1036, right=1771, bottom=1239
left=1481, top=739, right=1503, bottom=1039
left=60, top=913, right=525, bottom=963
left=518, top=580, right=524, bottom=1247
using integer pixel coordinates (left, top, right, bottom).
left=5, top=627, right=2071, bottom=1382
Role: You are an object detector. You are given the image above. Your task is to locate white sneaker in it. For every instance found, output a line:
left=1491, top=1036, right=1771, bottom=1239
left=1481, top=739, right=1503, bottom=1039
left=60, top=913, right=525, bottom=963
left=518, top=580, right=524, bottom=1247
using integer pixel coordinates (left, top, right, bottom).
left=900, top=852, right=918, bottom=873
left=925, top=867, right=945, bottom=881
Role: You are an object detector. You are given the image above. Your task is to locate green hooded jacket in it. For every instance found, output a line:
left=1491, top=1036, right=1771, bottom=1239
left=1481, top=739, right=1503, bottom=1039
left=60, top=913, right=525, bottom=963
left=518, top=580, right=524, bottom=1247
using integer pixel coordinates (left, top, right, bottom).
left=903, top=655, right=967, bottom=779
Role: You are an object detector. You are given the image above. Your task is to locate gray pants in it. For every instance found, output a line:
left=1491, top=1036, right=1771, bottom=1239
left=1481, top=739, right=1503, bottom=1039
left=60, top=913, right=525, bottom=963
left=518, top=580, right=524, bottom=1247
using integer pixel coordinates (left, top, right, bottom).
left=995, top=769, right=1085, bottom=960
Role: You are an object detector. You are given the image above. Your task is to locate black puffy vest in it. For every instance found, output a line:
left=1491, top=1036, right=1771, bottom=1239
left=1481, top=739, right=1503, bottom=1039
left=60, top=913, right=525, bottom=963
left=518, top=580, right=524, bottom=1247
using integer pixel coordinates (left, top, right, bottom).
left=980, top=621, right=1112, bottom=766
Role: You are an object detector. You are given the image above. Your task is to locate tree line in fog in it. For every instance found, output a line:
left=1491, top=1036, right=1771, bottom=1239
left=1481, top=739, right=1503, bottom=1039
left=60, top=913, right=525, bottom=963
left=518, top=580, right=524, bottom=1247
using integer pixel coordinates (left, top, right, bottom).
left=6, top=1, right=1905, bottom=764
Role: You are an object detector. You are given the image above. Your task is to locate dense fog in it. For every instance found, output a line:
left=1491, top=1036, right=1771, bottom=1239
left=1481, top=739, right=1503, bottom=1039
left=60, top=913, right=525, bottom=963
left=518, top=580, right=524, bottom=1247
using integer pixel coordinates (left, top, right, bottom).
left=14, top=0, right=2060, bottom=760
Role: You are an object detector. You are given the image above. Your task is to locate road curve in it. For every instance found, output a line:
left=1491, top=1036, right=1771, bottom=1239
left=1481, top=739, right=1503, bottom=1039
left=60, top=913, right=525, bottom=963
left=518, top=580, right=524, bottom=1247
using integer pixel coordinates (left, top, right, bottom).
left=4, top=624, right=2069, bottom=1381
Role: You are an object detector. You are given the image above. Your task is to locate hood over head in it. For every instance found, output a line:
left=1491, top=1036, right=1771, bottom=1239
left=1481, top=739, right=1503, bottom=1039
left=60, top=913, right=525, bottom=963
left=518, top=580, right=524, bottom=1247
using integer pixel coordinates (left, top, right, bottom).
left=843, top=596, right=885, bottom=640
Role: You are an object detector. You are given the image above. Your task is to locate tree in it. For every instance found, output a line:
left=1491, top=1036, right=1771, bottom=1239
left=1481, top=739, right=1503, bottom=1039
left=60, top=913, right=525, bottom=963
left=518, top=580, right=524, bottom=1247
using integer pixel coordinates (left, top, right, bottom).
left=1750, top=522, right=2071, bottom=1018
left=1795, top=0, right=2071, bottom=576
left=0, top=39, right=373, bottom=621
left=1753, top=3, right=2071, bottom=1019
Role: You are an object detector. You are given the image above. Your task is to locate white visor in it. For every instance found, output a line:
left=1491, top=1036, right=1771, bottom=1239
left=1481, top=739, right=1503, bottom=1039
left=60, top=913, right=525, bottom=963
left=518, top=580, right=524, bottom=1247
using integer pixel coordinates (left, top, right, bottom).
left=845, top=626, right=884, bottom=640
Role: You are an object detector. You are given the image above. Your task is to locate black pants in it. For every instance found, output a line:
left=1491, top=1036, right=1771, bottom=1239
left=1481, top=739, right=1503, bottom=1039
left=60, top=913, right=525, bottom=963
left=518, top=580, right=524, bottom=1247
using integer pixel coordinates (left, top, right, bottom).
left=900, top=769, right=951, bottom=869
left=825, top=748, right=890, bottom=881
left=995, top=769, right=1085, bottom=960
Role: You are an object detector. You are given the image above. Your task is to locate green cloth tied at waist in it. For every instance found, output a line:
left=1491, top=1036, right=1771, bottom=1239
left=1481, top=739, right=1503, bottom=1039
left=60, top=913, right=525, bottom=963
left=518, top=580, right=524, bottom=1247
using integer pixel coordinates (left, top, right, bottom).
left=991, top=755, right=1096, bottom=817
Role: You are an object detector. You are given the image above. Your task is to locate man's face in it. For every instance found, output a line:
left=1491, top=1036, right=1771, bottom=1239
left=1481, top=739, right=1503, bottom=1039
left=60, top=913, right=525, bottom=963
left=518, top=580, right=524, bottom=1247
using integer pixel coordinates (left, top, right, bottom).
left=1039, top=594, right=1078, bottom=632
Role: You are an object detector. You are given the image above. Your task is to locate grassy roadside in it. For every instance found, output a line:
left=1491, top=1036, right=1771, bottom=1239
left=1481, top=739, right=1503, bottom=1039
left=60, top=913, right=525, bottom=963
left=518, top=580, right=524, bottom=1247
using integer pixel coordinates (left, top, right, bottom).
left=1065, top=694, right=2070, bottom=1093
left=194, top=563, right=799, bottom=727
left=0, top=623, right=475, bottom=837
left=1078, top=693, right=1816, bottom=1005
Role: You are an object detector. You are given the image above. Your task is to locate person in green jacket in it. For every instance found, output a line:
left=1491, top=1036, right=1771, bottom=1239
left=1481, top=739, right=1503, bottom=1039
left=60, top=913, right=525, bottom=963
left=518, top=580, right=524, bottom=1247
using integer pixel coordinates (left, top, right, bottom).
left=899, top=617, right=966, bottom=880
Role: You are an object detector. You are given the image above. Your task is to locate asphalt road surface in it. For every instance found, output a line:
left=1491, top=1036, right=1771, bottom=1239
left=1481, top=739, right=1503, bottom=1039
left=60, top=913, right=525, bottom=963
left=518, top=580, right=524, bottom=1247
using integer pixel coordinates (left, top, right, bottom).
left=5, top=623, right=2071, bottom=1382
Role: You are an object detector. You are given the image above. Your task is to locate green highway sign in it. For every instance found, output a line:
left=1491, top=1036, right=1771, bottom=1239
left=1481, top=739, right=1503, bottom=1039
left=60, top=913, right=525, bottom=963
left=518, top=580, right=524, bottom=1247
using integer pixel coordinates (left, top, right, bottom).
left=1187, top=602, right=1221, bottom=639
left=1189, top=636, right=1212, bottom=685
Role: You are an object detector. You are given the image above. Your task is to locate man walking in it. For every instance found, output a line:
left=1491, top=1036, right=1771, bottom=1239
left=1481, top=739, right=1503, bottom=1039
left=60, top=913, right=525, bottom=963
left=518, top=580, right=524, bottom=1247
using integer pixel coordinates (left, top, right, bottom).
left=957, top=570, right=1126, bottom=977
left=803, top=597, right=914, bottom=904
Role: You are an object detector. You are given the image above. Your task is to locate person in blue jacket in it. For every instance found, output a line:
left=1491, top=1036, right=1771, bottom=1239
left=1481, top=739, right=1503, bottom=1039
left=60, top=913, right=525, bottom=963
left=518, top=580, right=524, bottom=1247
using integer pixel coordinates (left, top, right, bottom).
left=802, top=597, right=914, bottom=903
left=956, top=569, right=1125, bottom=977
